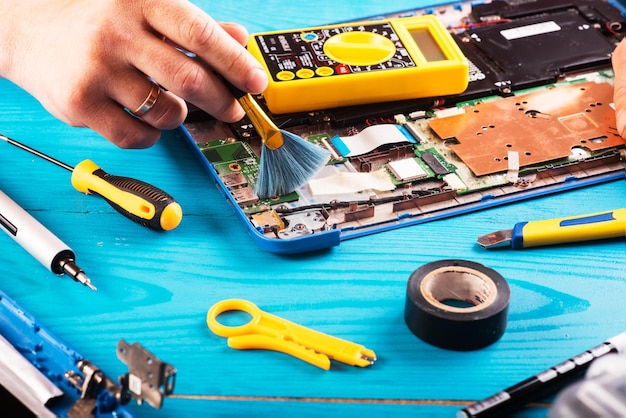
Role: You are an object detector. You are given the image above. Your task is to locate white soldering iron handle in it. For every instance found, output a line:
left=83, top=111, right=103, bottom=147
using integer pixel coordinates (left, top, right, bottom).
left=0, top=189, right=74, bottom=275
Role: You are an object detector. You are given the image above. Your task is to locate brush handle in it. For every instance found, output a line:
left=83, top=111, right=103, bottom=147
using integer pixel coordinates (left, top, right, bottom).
left=223, top=79, right=248, bottom=100
left=221, top=77, right=283, bottom=149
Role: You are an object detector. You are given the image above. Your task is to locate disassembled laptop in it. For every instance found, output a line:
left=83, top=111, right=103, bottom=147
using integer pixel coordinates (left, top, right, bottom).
left=182, top=0, right=626, bottom=253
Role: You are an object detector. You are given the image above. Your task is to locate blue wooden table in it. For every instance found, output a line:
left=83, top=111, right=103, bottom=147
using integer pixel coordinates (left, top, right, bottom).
left=0, top=1, right=625, bottom=417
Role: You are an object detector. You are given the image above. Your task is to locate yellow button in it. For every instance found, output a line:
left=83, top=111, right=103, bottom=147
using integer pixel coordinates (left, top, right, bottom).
left=296, top=68, right=315, bottom=79
left=276, top=71, right=295, bottom=81
left=316, top=66, right=334, bottom=77
left=323, top=32, right=396, bottom=66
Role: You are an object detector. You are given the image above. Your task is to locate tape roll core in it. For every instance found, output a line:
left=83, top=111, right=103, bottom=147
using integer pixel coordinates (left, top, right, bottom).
left=404, top=259, right=510, bottom=351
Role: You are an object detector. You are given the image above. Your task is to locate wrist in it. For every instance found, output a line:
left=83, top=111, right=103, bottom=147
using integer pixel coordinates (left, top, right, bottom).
left=0, top=3, right=20, bottom=79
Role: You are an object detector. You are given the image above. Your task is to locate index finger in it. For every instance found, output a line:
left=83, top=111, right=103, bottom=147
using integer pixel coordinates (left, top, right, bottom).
left=143, top=0, right=267, bottom=94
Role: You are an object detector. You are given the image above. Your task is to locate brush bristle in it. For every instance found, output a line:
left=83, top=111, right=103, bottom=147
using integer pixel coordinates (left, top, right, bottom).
left=254, top=130, right=330, bottom=198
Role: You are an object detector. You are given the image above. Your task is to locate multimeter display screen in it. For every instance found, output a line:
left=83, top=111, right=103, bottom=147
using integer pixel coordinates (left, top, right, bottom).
left=410, top=29, right=447, bottom=61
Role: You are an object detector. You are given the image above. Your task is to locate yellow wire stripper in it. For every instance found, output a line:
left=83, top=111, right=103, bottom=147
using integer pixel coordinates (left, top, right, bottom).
left=207, top=299, right=376, bottom=370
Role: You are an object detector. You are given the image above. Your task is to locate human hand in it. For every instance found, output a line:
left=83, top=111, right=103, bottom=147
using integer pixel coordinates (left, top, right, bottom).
left=0, top=0, right=268, bottom=148
left=613, top=39, right=626, bottom=137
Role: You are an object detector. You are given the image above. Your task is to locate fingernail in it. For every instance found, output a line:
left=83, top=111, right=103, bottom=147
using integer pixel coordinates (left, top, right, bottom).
left=245, top=68, right=268, bottom=94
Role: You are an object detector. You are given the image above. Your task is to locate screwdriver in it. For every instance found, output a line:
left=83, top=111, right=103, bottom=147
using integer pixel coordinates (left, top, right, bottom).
left=0, top=134, right=182, bottom=231
left=477, top=208, right=626, bottom=249
left=0, top=188, right=96, bottom=290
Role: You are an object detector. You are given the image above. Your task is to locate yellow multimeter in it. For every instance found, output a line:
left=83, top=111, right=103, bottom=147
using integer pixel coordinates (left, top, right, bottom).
left=247, top=14, right=469, bottom=114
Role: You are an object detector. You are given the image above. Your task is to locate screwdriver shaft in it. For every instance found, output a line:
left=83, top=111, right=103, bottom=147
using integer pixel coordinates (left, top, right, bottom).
left=59, top=259, right=97, bottom=291
left=0, top=134, right=74, bottom=172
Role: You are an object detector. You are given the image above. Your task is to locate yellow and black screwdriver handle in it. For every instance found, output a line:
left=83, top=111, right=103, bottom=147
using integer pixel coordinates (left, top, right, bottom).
left=71, top=160, right=182, bottom=231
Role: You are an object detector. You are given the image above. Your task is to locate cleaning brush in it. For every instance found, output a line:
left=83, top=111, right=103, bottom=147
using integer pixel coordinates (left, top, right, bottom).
left=225, top=82, right=330, bottom=198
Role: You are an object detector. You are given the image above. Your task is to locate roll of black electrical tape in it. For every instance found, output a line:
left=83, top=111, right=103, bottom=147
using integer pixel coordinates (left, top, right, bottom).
left=404, top=259, right=510, bottom=351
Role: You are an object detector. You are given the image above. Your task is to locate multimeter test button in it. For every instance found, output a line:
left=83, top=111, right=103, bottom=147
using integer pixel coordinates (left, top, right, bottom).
left=276, top=71, right=295, bottom=81
left=296, top=68, right=315, bottom=79
left=335, top=64, right=350, bottom=74
left=315, top=67, right=334, bottom=77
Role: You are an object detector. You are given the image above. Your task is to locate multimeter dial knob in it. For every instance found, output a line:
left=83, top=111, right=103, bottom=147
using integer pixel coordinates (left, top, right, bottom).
left=323, top=32, right=396, bottom=66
